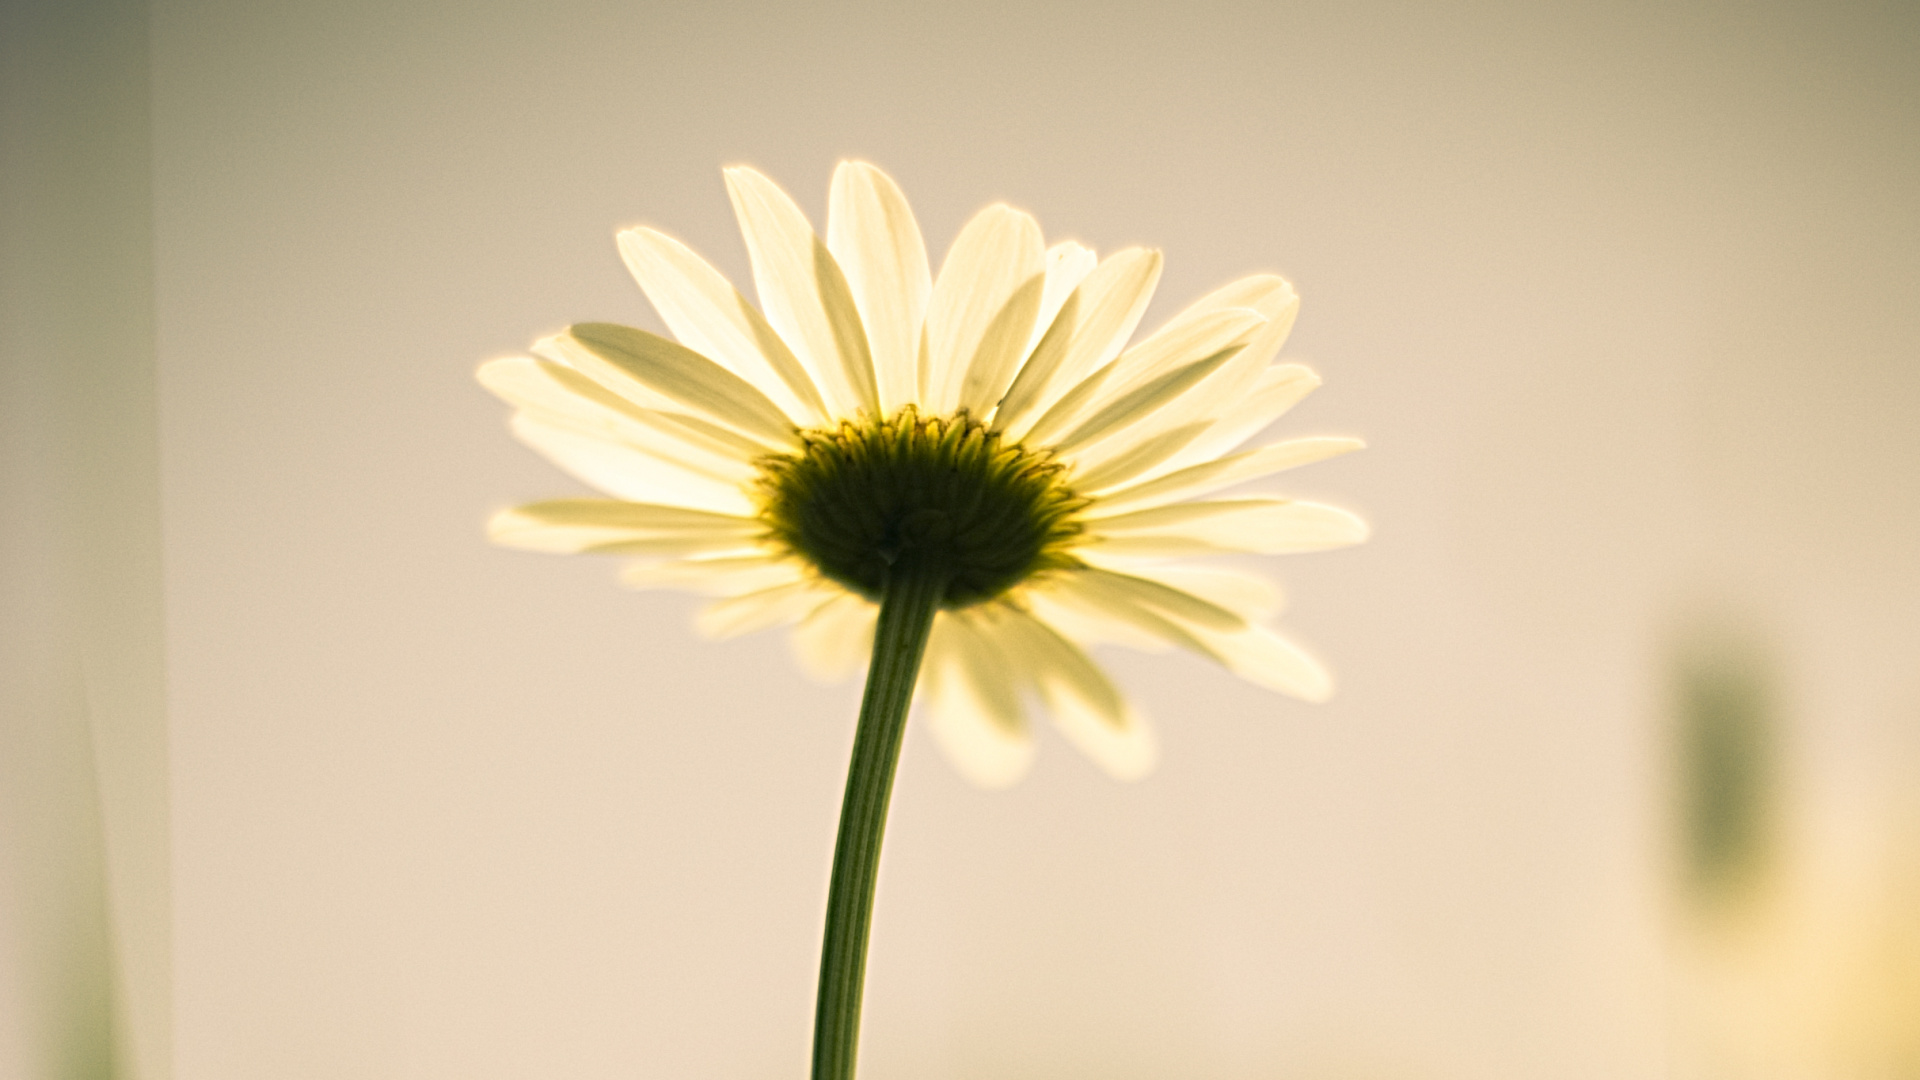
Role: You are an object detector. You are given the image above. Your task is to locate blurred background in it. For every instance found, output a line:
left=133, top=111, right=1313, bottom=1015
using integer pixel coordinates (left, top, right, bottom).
left=3, top=0, right=1916, bottom=1077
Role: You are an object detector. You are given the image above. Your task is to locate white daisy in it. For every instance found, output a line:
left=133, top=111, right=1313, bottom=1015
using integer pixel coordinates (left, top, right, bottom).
left=480, top=162, right=1366, bottom=787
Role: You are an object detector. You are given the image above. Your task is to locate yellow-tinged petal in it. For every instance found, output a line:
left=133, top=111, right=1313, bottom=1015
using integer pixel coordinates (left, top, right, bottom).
left=920, top=204, right=1045, bottom=415
left=489, top=499, right=764, bottom=555
left=827, top=161, right=930, bottom=413
left=696, top=579, right=836, bottom=639
left=509, top=414, right=756, bottom=515
left=724, top=166, right=878, bottom=417
left=996, top=248, right=1162, bottom=439
left=616, top=227, right=829, bottom=425
left=917, top=613, right=1035, bottom=788
left=479, top=356, right=761, bottom=480
left=1027, top=241, right=1099, bottom=357
left=564, top=323, right=799, bottom=449
left=1089, top=498, right=1371, bottom=556
left=1088, top=435, right=1366, bottom=512
left=789, top=592, right=877, bottom=682
left=1026, top=307, right=1263, bottom=447
left=1158, top=363, right=1323, bottom=473
left=617, top=555, right=803, bottom=597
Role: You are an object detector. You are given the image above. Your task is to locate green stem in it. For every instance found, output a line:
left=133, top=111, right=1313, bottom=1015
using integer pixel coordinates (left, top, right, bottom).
left=812, top=568, right=946, bottom=1080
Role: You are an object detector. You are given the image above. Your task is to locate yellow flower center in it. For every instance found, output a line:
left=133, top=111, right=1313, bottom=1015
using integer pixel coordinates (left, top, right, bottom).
left=756, top=406, right=1088, bottom=608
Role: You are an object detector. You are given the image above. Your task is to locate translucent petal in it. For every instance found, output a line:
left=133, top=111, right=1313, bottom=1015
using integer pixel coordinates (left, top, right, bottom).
left=724, top=166, right=879, bottom=418
left=1026, top=307, right=1262, bottom=447
left=1157, top=363, right=1323, bottom=473
left=562, top=323, right=800, bottom=449
left=618, top=555, right=803, bottom=597
left=1075, top=558, right=1285, bottom=620
left=616, top=227, right=828, bottom=425
left=994, top=607, right=1156, bottom=781
left=920, top=204, right=1044, bottom=415
left=1040, top=572, right=1332, bottom=701
left=996, top=248, right=1162, bottom=439
left=1089, top=498, right=1371, bottom=555
left=918, top=614, right=1035, bottom=788
left=788, top=591, right=877, bottom=683
left=1069, top=567, right=1248, bottom=632
left=1027, top=241, right=1099, bottom=357
left=1088, top=435, right=1366, bottom=514
left=826, top=161, right=930, bottom=413
left=696, top=579, right=835, bottom=639
left=1065, top=421, right=1211, bottom=494
left=1049, top=344, right=1241, bottom=455
left=478, top=357, right=761, bottom=479
left=489, top=499, right=763, bottom=555
left=509, top=414, right=756, bottom=515
left=955, top=270, right=1046, bottom=415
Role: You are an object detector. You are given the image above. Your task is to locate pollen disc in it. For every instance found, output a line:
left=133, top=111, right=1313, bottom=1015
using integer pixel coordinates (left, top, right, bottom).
left=757, top=407, right=1086, bottom=608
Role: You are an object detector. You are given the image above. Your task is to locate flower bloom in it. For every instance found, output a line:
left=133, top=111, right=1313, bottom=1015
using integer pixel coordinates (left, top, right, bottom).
left=481, top=163, right=1366, bottom=786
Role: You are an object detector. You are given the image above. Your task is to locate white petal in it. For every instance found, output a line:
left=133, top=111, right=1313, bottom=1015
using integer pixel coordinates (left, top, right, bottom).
left=1075, top=559, right=1285, bottom=620
left=994, top=607, right=1156, bottom=781
left=616, top=227, right=829, bottom=425
left=509, top=414, right=756, bottom=515
left=1038, top=572, right=1333, bottom=701
left=1027, top=241, right=1099, bottom=356
left=996, top=248, right=1162, bottom=439
left=724, top=166, right=879, bottom=418
left=1088, top=435, right=1366, bottom=513
left=1196, top=622, right=1333, bottom=702
left=1065, top=421, right=1211, bottom=494
left=917, top=612, right=1034, bottom=788
left=489, top=499, right=764, bottom=555
left=826, top=162, right=930, bottom=414
left=1049, top=340, right=1244, bottom=456
left=1026, top=307, right=1263, bottom=447
left=479, top=356, right=763, bottom=478
left=920, top=204, right=1044, bottom=415
left=618, top=555, right=803, bottom=597
left=1158, top=274, right=1296, bottom=355
left=1089, top=498, right=1371, bottom=556
left=696, top=579, right=836, bottom=639
left=1157, top=363, right=1323, bottom=473
left=955, top=270, right=1046, bottom=415
left=788, top=591, right=877, bottom=683
left=561, top=323, right=800, bottom=449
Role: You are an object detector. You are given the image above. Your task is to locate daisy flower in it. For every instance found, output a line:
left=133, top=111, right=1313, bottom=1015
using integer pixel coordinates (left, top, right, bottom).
left=481, top=162, right=1365, bottom=787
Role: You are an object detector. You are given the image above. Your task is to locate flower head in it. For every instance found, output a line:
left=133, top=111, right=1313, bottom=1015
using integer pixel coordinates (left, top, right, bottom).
left=481, top=163, right=1366, bottom=786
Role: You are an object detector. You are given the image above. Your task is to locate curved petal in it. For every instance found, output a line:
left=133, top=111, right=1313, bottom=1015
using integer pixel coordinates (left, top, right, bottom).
left=1026, top=307, right=1263, bottom=448
left=1026, top=241, right=1099, bottom=357
left=1088, top=498, right=1370, bottom=555
left=788, top=591, right=877, bottom=683
left=488, top=499, right=764, bottom=556
left=956, top=270, right=1046, bottom=415
left=725, top=166, right=878, bottom=418
left=1156, top=363, right=1323, bottom=473
left=1088, top=435, right=1366, bottom=512
left=920, top=204, right=1044, bottom=415
left=696, top=579, right=837, bottom=639
left=508, top=414, right=756, bottom=515
left=618, top=555, right=804, bottom=597
left=916, top=611, right=1034, bottom=788
left=617, top=227, right=829, bottom=426
left=1038, top=572, right=1333, bottom=701
left=827, top=161, right=930, bottom=414
left=561, top=323, right=800, bottom=450
left=479, top=356, right=762, bottom=480
left=995, top=607, right=1156, bottom=781
left=996, top=248, right=1162, bottom=439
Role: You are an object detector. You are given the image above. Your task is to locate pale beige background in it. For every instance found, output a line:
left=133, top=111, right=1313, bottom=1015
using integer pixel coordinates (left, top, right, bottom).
left=6, top=0, right=1919, bottom=1078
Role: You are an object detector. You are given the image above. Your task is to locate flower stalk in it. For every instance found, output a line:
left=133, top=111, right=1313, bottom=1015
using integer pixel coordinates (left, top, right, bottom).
left=812, top=566, right=948, bottom=1080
